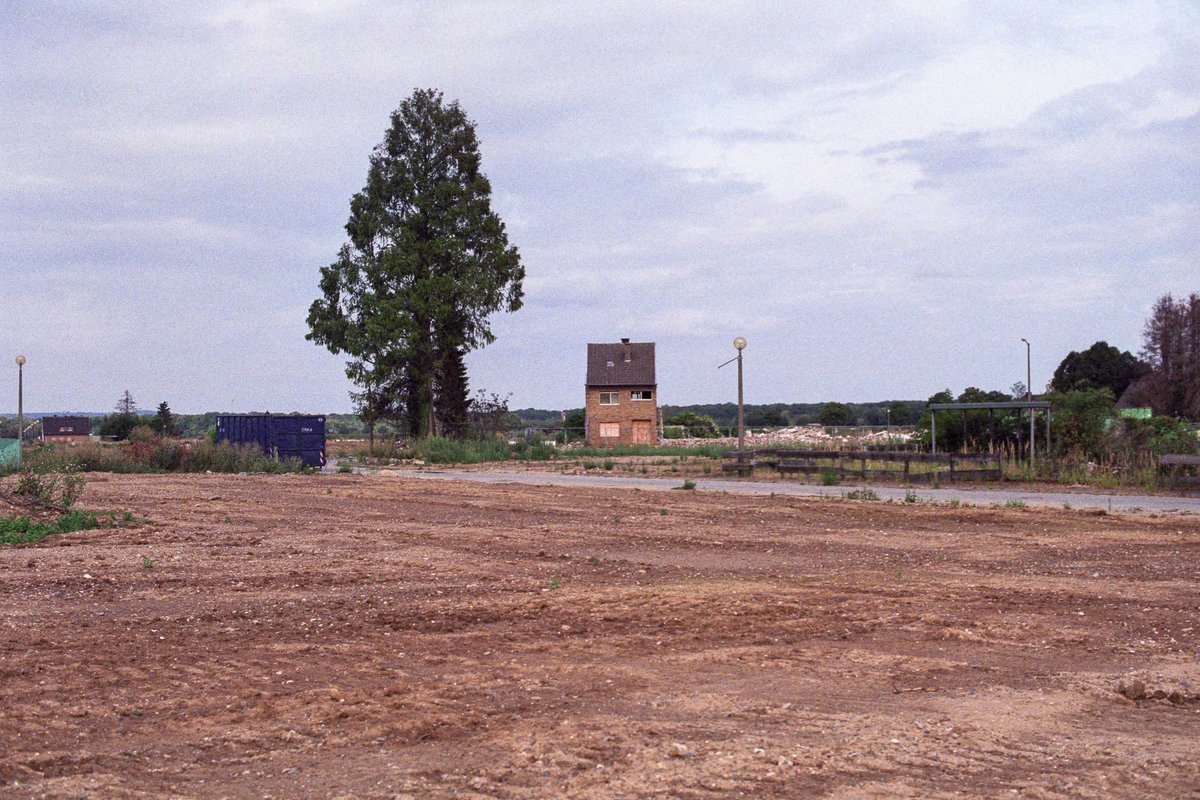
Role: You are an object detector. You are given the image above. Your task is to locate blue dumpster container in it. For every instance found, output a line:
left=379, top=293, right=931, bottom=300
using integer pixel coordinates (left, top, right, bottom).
left=215, top=415, right=326, bottom=467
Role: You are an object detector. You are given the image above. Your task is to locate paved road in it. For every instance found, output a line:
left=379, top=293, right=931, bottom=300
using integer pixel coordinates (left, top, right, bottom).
left=339, top=464, right=1200, bottom=515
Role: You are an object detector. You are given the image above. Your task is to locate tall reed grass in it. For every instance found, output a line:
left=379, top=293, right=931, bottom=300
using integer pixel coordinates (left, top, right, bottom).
left=16, top=439, right=307, bottom=475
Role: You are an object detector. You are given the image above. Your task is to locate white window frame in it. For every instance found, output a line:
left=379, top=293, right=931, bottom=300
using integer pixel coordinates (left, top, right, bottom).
left=630, top=390, right=653, bottom=401
left=598, top=392, right=619, bottom=405
left=599, top=422, right=620, bottom=438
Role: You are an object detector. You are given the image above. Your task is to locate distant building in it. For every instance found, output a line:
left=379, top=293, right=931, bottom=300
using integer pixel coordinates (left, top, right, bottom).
left=41, top=416, right=91, bottom=445
left=585, top=338, right=658, bottom=447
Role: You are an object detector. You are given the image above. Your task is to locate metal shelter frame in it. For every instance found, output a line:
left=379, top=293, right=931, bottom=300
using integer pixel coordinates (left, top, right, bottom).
left=928, top=401, right=1051, bottom=460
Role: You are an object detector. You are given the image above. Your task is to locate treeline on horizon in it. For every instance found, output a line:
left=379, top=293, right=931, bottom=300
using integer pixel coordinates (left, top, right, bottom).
left=509, top=401, right=924, bottom=430
left=2, top=401, right=926, bottom=441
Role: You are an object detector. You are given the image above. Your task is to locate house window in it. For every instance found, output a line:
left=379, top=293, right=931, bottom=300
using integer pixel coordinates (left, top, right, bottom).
left=630, top=390, right=653, bottom=401
left=599, top=423, right=620, bottom=438
left=599, top=392, right=619, bottom=405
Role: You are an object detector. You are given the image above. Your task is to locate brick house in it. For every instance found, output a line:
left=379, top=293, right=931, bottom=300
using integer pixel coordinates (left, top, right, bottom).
left=41, top=416, right=91, bottom=445
left=585, top=338, right=658, bottom=447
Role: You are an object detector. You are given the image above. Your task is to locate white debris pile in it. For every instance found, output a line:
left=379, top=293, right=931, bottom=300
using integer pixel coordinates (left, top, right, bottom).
left=663, top=425, right=914, bottom=449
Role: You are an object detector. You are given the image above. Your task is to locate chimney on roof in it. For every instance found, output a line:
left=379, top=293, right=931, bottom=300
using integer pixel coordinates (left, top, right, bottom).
left=621, top=338, right=631, bottom=362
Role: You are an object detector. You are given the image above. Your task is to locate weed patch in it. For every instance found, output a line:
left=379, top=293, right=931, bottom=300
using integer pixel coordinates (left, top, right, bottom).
left=0, top=511, right=99, bottom=546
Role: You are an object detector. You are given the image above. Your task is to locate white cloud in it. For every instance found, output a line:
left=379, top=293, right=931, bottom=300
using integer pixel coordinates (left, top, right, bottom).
left=2, top=0, right=1197, bottom=410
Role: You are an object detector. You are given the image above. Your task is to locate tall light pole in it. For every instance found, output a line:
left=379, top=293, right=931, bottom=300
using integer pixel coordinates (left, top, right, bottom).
left=1021, top=338, right=1033, bottom=465
left=733, top=337, right=747, bottom=453
left=15, top=355, right=25, bottom=447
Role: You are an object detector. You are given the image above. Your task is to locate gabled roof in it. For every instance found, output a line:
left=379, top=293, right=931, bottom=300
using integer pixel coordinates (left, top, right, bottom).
left=587, top=340, right=656, bottom=386
left=42, top=416, right=90, bottom=436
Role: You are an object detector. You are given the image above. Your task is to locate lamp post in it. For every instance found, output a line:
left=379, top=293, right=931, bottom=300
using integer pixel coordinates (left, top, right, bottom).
left=1020, top=338, right=1033, bottom=465
left=15, top=355, right=25, bottom=447
left=732, top=337, right=747, bottom=453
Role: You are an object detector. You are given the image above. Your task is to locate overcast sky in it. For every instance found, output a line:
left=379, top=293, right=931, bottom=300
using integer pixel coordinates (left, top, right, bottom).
left=3, top=1, right=1197, bottom=414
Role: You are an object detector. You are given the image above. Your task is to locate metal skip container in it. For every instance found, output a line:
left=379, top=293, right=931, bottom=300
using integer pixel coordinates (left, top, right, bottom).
left=215, top=414, right=326, bottom=467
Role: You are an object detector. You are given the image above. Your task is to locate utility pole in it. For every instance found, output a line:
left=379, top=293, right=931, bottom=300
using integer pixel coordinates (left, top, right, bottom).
left=15, top=355, right=25, bottom=448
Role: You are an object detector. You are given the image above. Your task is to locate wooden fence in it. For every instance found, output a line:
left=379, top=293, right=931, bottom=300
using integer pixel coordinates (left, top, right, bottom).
left=722, top=448, right=1001, bottom=482
left=1159, top=454, right=1200, bottom=485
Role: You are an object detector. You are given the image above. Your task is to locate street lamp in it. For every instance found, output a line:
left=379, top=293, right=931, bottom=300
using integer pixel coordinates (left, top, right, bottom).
left=15, top=355, right=25, bottom=446
left=718, top=337, right=749, bottom=463
left=1020, top=338, right=1033, bottom=465
left=733, top=337, right=747, bottom=452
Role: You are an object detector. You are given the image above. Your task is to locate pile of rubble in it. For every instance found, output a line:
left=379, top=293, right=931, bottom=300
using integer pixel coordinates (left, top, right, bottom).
left=663, top=425, right=914, bottom=450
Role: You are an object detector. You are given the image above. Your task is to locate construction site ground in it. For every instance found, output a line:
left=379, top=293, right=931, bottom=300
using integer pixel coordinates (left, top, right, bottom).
left=2, top=471, right=1199, bottom=798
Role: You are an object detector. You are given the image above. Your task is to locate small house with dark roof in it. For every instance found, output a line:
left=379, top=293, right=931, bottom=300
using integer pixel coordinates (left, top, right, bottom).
left=585, top=338, right=658, bottom=447
left=41, top=416, right=91, bottom=445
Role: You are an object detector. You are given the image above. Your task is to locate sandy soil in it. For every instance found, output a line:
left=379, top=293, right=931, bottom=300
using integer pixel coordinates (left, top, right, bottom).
left=2, top=472, right=1199, bottom=799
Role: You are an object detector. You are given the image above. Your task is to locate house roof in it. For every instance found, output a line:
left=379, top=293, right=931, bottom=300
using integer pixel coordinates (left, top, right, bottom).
left=42, top=416, right=90, bottom=436
left=587, top=340, right=655, bottom=386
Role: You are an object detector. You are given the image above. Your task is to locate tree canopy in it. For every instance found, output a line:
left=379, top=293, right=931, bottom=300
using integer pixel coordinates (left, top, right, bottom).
left=307, top=88, right=524, bottom=438
left=1050, top=340, right=1142, bottom=398
left=818, top=402, right=853, bottom=426
left=1134, top=292, right=1200, bottom=419
left=98, top=390, right=141, bottom=440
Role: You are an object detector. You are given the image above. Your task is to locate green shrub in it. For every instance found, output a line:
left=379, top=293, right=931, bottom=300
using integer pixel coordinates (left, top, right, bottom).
left=0, top=510, right=98, bottom=545
left=570, top=443, right=726, bottom=459
left=663, top=412, right=721, bottom=438
left=14, top=465, right=85, bottom=509
left=21, top=438, right=305, bottom=475
left=1046, top=388, right=1115, bottom=459
left=417, top=436, right=511, bottom=464
left=180, top=440, right=301, bottom=473
left=820, top=467, right=839, bottom=486
left=1116, top=416, right=1199, bottom=457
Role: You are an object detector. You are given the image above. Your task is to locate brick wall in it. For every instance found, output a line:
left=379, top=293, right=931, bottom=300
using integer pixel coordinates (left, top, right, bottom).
left=585, top=385, right=658, bottom=447
left=43, top=435, right=92, bottom=446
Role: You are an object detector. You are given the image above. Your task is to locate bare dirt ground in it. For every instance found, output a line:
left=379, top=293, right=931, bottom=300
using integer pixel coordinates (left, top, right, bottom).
left=2, top=473, right=1199, bottom=799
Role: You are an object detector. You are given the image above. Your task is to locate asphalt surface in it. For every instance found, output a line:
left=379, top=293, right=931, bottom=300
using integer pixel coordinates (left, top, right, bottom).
left=341, top=464, right=1200, bottom=515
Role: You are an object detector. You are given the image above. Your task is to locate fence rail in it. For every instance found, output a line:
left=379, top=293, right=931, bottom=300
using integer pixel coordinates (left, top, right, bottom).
left=721, top=448, right=1001, bottom=482
left=1159, top=454, right=1200, bottom=485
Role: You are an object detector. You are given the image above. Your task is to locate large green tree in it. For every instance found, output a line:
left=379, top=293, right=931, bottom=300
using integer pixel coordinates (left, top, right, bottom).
left=1050, top=340, right=1142, bottom=398
left=307, top=89, right=523, bottom=437
left=818, top=402, right=853, bottom=427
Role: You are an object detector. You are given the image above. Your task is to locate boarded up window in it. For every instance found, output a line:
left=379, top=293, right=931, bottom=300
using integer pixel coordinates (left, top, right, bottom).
left=599, top=423, right=620, bottom=438
left=599, top=392, right=619, bottom=405
left=630, top=390, right=653, bottom=401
